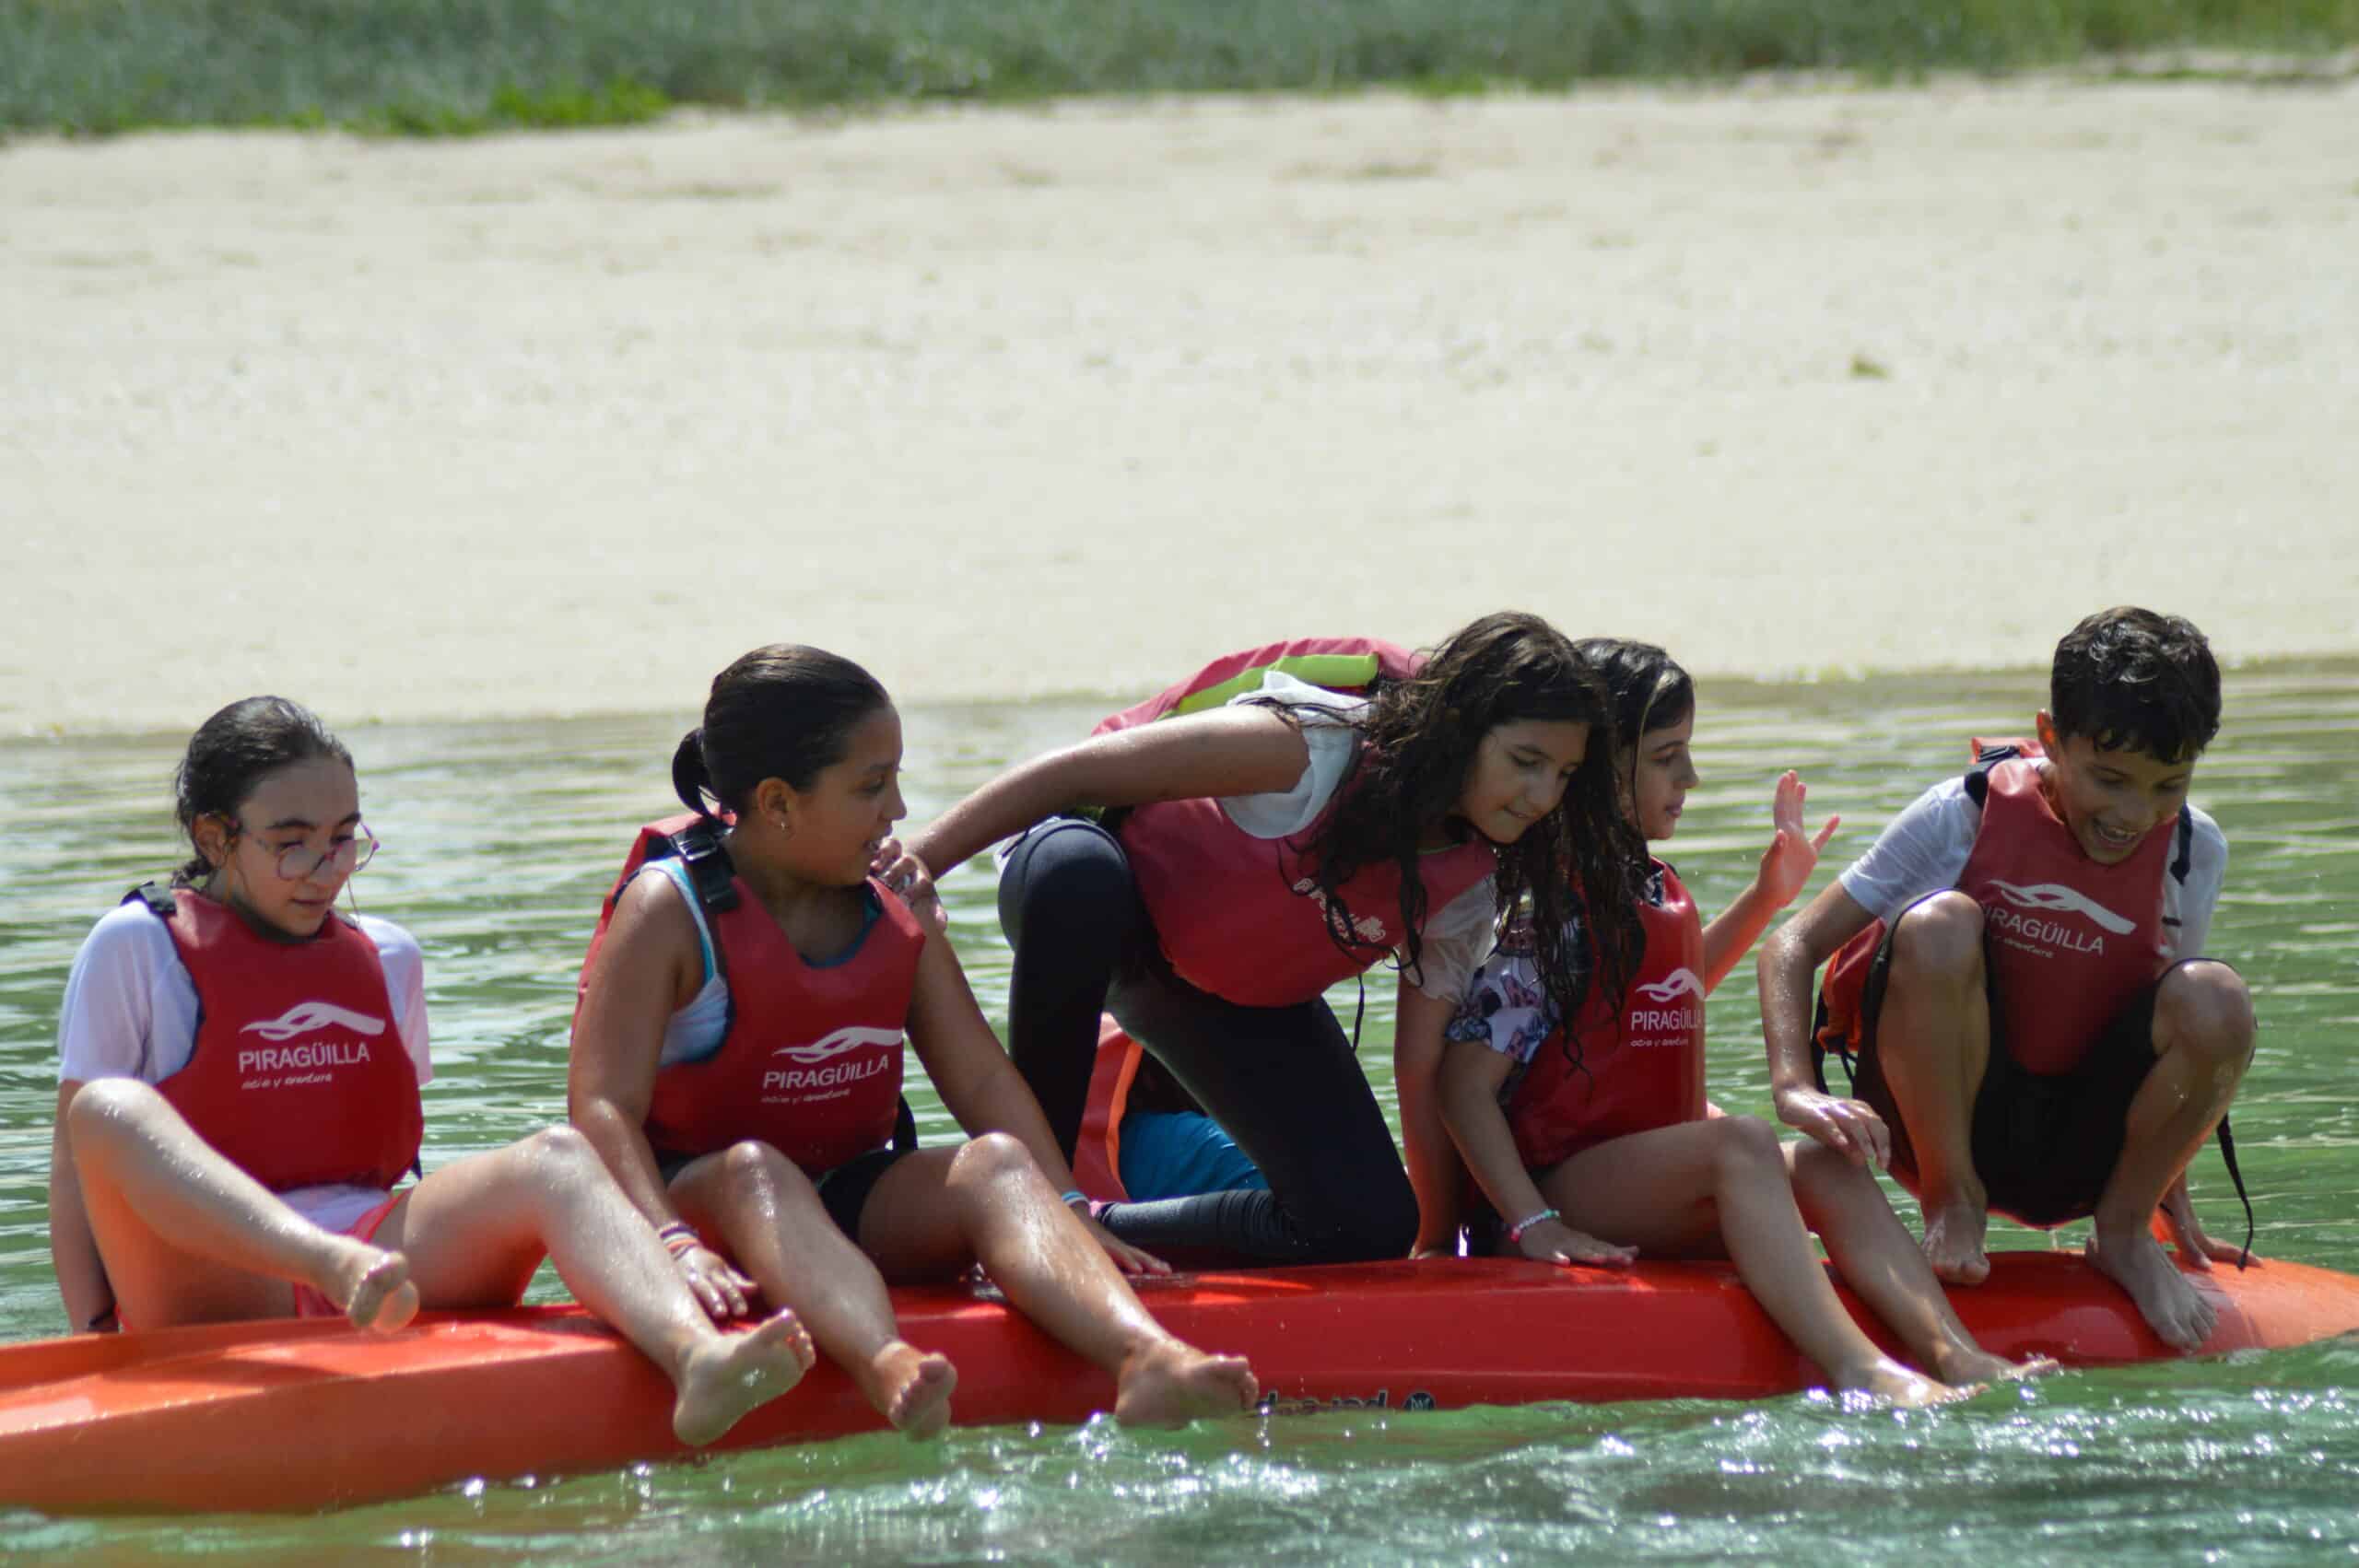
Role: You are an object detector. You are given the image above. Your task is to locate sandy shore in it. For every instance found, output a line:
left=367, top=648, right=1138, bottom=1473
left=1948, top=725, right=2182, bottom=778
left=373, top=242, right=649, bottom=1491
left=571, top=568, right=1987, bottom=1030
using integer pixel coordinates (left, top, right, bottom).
left=3, top=81, right=2353, bottom=735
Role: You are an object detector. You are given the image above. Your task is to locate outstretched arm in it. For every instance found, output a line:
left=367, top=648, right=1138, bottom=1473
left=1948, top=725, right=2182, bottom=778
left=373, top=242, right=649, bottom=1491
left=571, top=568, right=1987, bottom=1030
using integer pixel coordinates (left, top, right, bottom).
left=1395, top=982, right=1465, bottom=1258
left=1700, top=770, right=1838, bottom=995
left=569, top=876, right=758, bottom=1320
left=1437, top=1044, right=1635, bottom=1270
left=1756, top=881, right=1890, bottom=1167
left=905, top=931, right=1169, bottom=1275
left=905, top=706, right=1312, bottom=875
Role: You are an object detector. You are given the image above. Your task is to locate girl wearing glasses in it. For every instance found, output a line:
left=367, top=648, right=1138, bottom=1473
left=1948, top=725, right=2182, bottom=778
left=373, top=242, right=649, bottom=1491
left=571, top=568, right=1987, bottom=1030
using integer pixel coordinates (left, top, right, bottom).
left=46, top=696, right=816, bottom=1450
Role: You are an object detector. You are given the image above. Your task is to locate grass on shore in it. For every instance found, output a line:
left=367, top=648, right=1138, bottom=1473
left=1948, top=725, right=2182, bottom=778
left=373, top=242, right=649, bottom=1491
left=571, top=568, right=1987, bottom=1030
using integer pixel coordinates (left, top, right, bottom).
left=4, top=0, right=2356, bottom=135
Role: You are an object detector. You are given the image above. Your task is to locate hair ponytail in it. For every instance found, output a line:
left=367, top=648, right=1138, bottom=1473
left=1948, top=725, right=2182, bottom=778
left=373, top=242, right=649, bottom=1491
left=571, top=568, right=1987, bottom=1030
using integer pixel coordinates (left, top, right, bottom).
left=687, top=647, right=891, bottom=818
left=672, top=727, right=716, bottom=817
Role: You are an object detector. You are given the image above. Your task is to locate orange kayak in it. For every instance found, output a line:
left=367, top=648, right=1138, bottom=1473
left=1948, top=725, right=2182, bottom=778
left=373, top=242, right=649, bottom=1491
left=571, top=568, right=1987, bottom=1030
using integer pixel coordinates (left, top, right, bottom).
left=4, top=1251, right=2355, bottom=1515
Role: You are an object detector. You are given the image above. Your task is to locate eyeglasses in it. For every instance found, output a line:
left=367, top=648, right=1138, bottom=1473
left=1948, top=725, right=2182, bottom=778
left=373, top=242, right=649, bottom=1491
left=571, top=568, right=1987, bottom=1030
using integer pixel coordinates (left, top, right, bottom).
left=228, top=822, right=381, bottom=882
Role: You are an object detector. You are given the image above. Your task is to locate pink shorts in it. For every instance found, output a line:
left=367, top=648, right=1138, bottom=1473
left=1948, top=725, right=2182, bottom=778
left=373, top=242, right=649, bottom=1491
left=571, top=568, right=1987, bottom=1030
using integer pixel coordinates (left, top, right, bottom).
left=288, top=1190, right=407, bottom=1319
left=106, top=1190, right=408, bottom=1334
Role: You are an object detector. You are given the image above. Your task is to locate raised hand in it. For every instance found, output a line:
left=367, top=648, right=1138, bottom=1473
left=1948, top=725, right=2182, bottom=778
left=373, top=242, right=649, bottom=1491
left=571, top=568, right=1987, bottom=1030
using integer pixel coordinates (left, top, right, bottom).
left=1756, top=769, right=1839, bottom=909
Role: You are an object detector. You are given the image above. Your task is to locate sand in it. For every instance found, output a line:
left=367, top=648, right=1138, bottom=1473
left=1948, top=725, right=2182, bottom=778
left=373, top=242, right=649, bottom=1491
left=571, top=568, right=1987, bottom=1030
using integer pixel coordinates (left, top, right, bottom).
left=2, top=79, right=2353, bottom=736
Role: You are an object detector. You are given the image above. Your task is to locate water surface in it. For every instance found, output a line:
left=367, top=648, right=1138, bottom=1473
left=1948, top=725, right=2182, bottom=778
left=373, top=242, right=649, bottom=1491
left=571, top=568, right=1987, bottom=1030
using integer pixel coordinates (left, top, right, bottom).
left=2, top=664, right=2354, bottom=1562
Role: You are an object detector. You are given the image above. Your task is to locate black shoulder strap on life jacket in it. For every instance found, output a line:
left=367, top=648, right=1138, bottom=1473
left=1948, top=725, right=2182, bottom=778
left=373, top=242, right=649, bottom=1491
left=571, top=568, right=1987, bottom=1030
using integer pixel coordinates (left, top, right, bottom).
left=126, top=882, right=177, bottom=920
left=2213, top=1113, right=2255, bottom=1270
left=663, top=820, right=740, bottom=914
left=1961, top=743, right=2021, bottom=809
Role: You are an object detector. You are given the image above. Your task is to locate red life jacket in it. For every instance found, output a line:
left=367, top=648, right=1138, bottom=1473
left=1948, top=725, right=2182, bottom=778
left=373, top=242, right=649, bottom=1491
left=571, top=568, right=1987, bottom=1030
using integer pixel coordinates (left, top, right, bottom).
left=1817, top=738, right=2188, bottom=1076
left=1073, top=1014, right=1144, bottom=1202
left=1100, top=636, right=1496, bottom=1008
left=1091, top=635, right=1424, bottom=737
left=581, top=816, right=926, bottom=1176
left=1503, top=862, right=1707, bottom=1172
left=135, top=886, right=422, bottom=1194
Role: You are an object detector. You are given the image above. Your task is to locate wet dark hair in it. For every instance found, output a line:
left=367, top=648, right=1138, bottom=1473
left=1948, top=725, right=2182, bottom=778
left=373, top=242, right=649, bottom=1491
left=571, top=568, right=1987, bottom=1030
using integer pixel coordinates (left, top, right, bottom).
left=673, top=645, right=893, bottom=818
left=2049, top=608, right=2221, bottom=764
left=1283, top=611, right=1650, bottom=1032
left=172, top=696, right=353, bottom=886
left=1572, top=637, right=1696, bottom=760
left=1538, top=638, right=1697, bottom=1082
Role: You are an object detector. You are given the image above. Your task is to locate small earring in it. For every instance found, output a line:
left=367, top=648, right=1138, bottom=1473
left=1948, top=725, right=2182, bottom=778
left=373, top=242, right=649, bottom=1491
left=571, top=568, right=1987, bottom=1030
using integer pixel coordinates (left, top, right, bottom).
left=774, top=817, right=792, bottom=838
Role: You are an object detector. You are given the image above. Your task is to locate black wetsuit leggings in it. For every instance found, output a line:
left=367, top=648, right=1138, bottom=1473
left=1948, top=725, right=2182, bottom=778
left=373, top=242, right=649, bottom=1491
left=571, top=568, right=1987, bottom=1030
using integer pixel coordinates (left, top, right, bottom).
left=996, top=817, right=1417, bottom=1266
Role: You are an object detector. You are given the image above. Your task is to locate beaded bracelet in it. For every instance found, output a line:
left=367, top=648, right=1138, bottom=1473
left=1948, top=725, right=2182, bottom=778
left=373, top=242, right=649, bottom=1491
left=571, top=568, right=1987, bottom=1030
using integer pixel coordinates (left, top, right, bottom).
left=1505, top=1208, right=1561, bottom=1245
left=1058, top=1189, right=1090, bottom=1212
left=656, top=1221, right=700, bottom=1258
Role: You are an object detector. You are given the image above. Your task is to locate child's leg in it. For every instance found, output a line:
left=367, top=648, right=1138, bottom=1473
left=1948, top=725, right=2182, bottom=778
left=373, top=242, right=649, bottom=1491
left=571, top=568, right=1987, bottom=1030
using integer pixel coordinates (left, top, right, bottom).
left=1101, top=962, right=1417, bottom=1265
left=65, top=1078, right=415, bottom=1332
left=670, top=1142, right=957, bottom=1438
left=857, top=1135, right=1258, bottom=1426
left=1544, top=1119, right=1954, bottom=1404
left=384, top=1128, right=815, bottom=1446
left=996, top=818, right=1144, bottom=1158
left=1865, top=893, right=1996, bottom=1284
left=1783, top=1141, right=2048, bottom=1384
left=2084, top=960, right=2257, bottom=1352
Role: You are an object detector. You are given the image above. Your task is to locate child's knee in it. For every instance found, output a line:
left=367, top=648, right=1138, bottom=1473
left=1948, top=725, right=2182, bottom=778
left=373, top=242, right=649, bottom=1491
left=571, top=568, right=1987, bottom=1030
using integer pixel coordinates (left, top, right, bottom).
left=515, top=1124, right=602, bottom=1185
left=1785, top=1136, right=1881, bottom=1211
left=714, top=1139, right=816, bottom=1201
left=945, top=1131, right=1038, bottom=1192
left=64, top=1078, right=169, bottom=1150
left=1004, top=825, right=1132, bottom=938
left=1888, top=894, right=1985, bottom=983
left=1710, top=1115, right=1787, bottom=1182
left=2158, top=962, right=2256, bottom=1073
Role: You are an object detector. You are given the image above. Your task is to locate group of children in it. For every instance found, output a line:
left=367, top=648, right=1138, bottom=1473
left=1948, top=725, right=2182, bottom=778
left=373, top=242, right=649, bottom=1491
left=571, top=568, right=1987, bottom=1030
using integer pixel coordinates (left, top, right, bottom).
left=46, top=605, right=2255, bottom=1445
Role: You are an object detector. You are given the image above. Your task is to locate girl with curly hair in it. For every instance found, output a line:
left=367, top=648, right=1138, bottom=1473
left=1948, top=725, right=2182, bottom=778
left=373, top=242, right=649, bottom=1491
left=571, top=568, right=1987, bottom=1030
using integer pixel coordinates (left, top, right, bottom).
left=907, top=613, right=1649, bottom=1266
left=1431, top=640, right=2045, bottom=1402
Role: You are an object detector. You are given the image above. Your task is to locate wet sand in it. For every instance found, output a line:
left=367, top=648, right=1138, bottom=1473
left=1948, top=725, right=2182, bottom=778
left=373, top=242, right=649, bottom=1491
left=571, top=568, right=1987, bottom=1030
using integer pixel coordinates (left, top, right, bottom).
left=3, top=80, right=2353, bottom=734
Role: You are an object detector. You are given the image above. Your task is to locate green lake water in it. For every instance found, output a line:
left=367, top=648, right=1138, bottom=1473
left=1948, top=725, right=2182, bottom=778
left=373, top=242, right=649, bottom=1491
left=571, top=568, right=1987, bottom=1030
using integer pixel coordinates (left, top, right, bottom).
left=2, top=664, right=2354, bottom=1563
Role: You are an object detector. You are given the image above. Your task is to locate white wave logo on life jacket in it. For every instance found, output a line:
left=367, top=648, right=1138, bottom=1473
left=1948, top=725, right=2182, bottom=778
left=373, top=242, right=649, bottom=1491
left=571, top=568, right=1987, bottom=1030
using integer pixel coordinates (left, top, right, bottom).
left=240, top=1002, right=388, bottom=1042
left=1626, top=966, right=1704, bottom=1039
left=771, top=1025, right=905, bottom=1065
left=1987, top=880, right=2136, bottom=935
left=1289, top=878, right=1390, bottom=944
left=1635, top=969, right=1705, bottom=1004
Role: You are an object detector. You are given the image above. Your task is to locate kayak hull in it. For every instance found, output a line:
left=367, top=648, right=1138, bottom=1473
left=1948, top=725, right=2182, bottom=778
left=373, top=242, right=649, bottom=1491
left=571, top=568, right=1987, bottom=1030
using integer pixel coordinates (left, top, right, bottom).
left=4, top=1251, right=2354, bottom=1515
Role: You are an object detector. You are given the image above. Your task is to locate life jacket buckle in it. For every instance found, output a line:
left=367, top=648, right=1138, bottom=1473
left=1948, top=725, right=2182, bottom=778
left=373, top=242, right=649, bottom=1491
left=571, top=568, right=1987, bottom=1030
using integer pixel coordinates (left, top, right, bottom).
left=670, top=824, right=740, bottom=913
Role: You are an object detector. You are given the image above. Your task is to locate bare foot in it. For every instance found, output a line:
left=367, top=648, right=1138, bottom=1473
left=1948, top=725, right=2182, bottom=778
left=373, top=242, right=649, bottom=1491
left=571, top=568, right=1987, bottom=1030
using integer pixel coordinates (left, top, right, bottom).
left=1930, top=1345, right=2060, bottom=1386
left=1111, top=1338, right=1259, bottom=1427
left=868, top=1341, right=957, bottom=1440
left=671, top=1309, right=816, bottom=1446
left=2087, top=1223, right=2217, bottom=1353
left=327, top=1243, right=418, bottom=1335
left=1919, top=1199, right=1991, bottom=1286
left=1832, top=1355, right=1973, bottom=1409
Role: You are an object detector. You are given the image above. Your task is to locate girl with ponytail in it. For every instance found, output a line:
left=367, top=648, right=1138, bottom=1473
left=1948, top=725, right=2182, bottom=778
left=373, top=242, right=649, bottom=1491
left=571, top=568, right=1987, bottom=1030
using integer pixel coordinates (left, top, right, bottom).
left=569, top=646, right=1258, bottom=1437
left=1430, top=642, right=2046, bottom=1403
